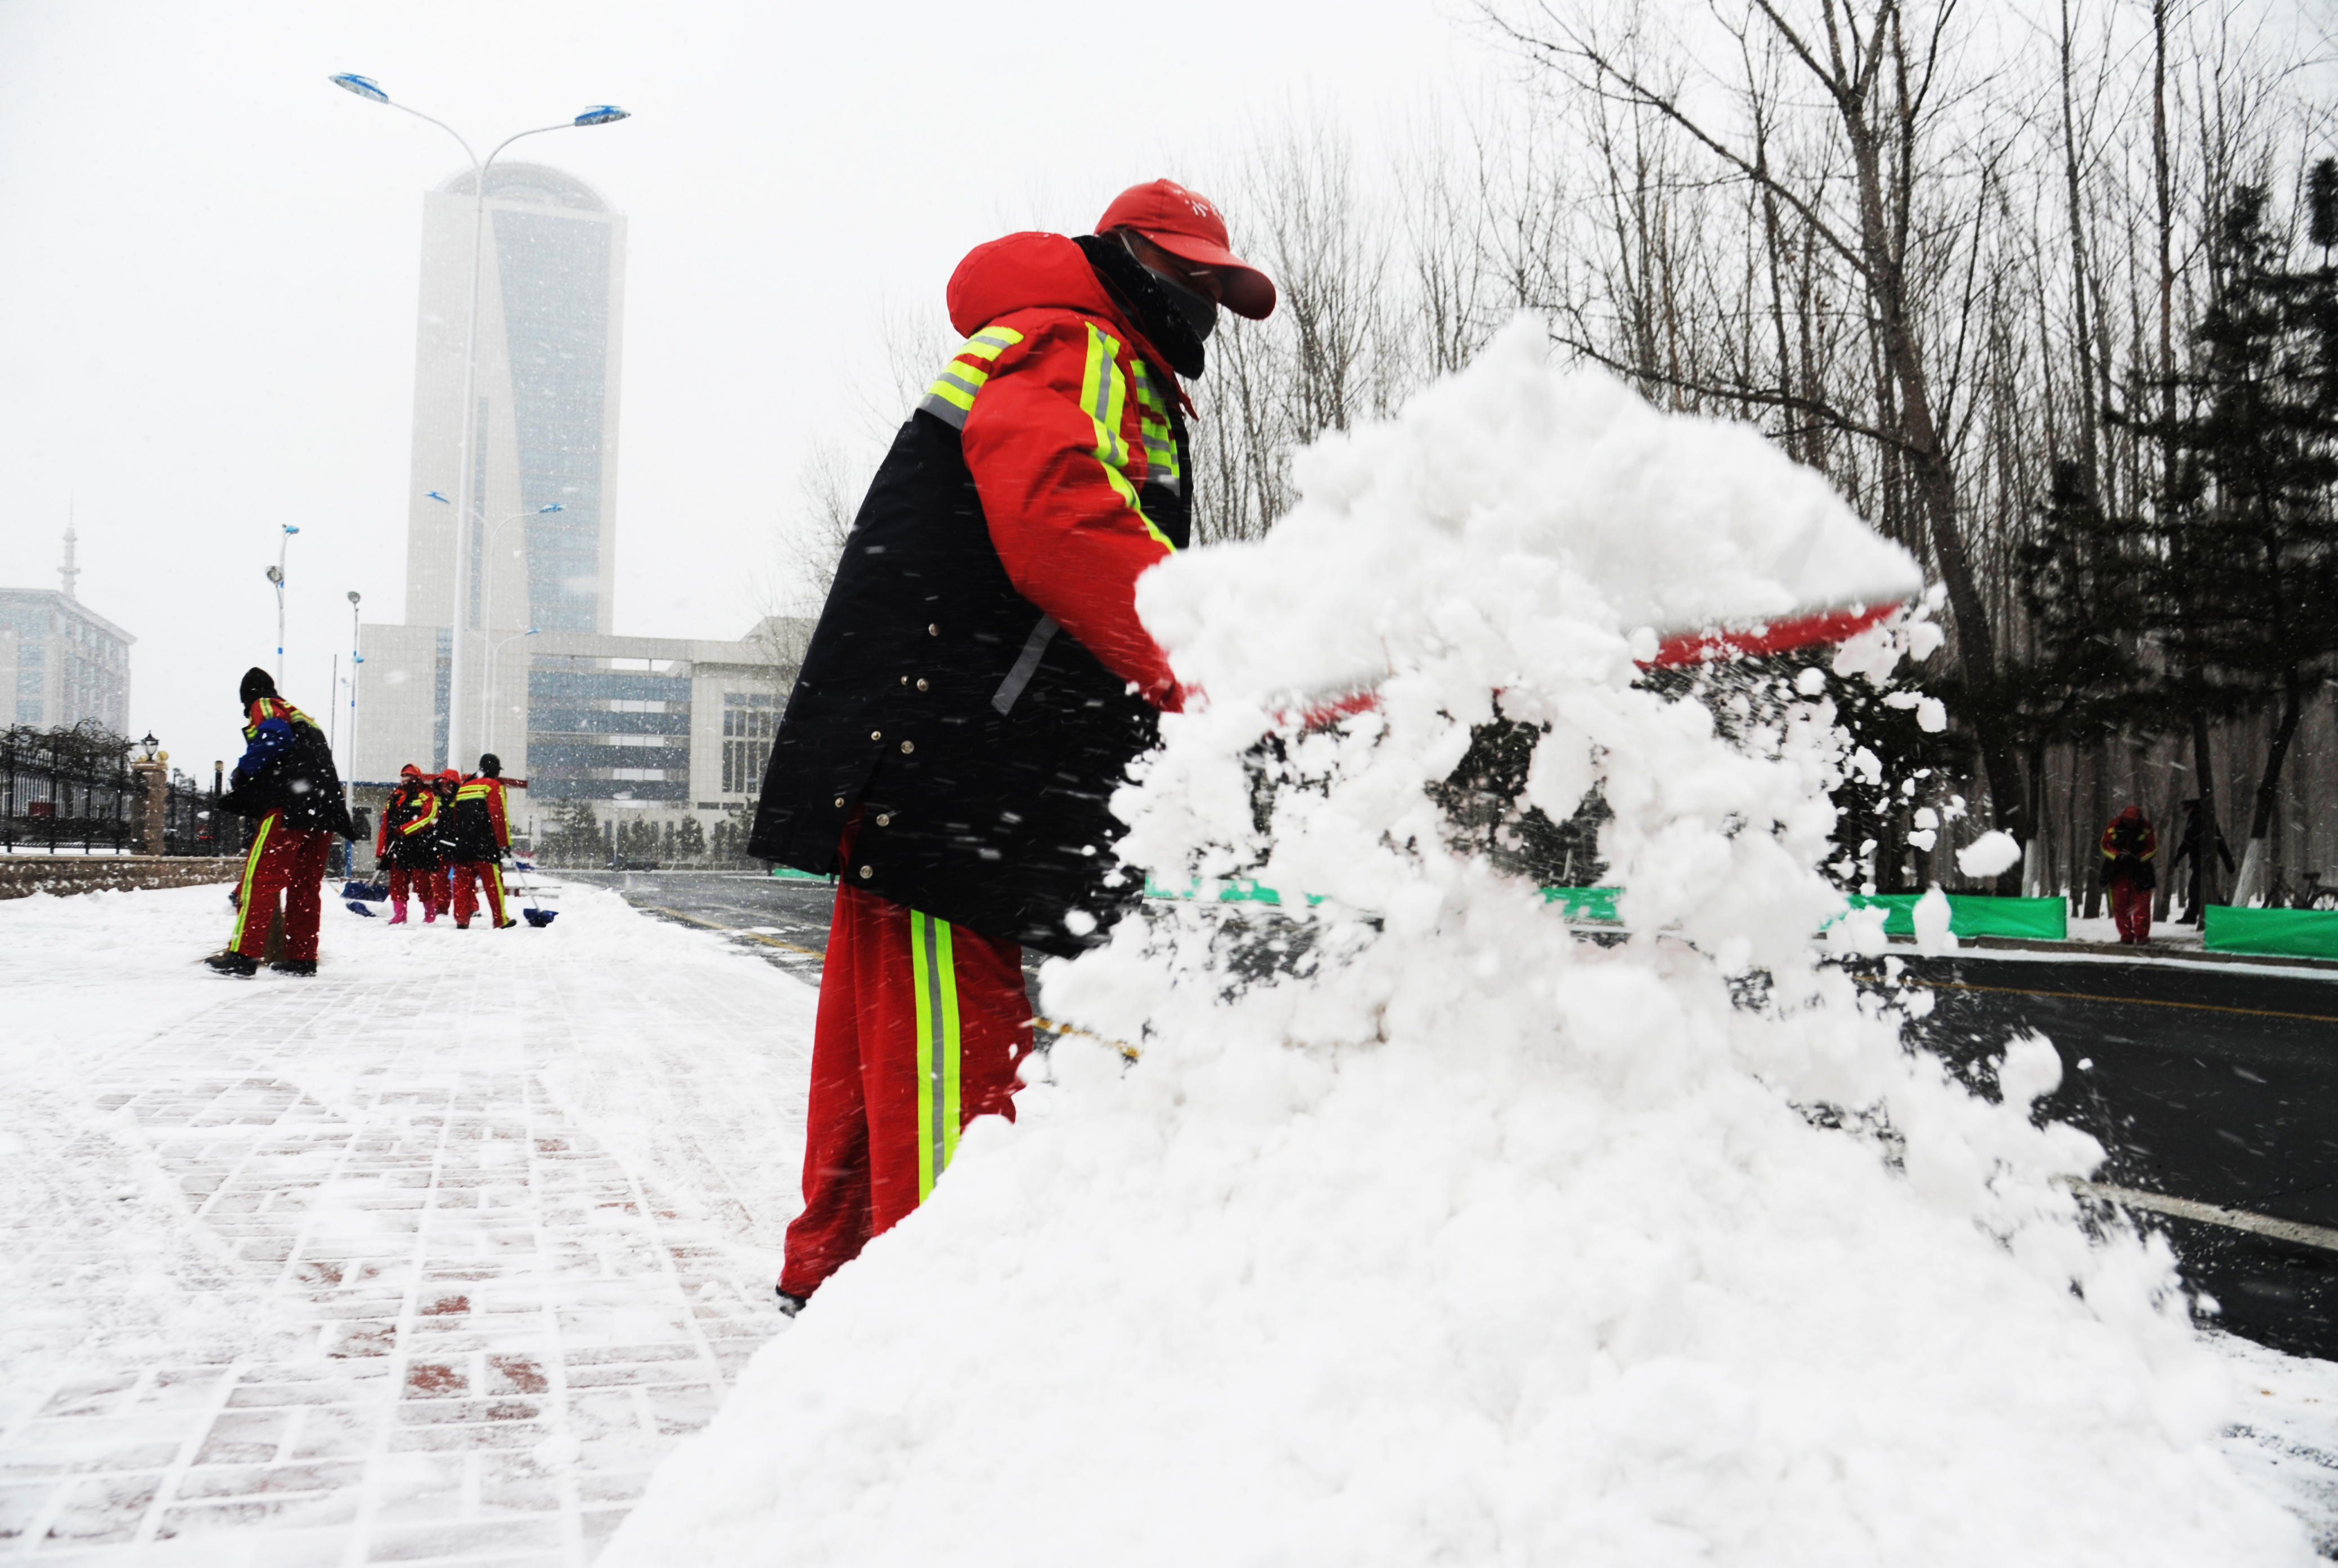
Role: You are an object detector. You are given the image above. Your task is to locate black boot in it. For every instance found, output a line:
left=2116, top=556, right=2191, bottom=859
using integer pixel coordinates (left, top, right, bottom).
left=272, top=959, right=318, bottom=976
left=205, top=950, right=259, bottom=976
left=775, top=1287, right=807, bottom=1318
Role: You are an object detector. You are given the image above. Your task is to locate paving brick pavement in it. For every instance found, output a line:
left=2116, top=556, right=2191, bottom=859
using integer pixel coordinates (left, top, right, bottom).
left=0, top=884, right=820, bottom=1564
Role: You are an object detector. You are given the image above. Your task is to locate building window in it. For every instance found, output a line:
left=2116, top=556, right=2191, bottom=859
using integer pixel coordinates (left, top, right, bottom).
left=722, top=692, right=776, bottom=795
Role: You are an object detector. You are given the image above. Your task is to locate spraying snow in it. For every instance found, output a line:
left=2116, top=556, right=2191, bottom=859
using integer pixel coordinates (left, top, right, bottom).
left=606, top=323, right=2310, bottom=1565
left=1959, top=829, right=2026, bottom=880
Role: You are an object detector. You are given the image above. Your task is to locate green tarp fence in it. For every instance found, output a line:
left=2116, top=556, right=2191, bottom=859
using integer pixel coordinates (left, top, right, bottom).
left=2203, top=905, right=2338, bottom=961
left=1838, top=893, right=2069, bottom=941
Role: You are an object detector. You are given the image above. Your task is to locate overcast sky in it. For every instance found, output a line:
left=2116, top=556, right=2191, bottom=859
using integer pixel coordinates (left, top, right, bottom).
left=0, top=0, right=1500, bottom=767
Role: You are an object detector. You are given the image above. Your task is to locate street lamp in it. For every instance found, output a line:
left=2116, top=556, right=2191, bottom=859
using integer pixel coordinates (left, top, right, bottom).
left=428, top=495, right=560, bottom=730
left=485, top=627, right=539, bottom=755
left=330, top=73, right=631, bottom=773
left=346, top=589, right=363, bottom=802
left=266, top=525, right=299, bottom=684
left=138, top=732, right=158, bottom=763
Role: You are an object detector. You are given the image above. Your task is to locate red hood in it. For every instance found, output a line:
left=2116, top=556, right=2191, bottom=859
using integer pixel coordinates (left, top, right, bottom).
left=946, top=232, right=1192, bottom=409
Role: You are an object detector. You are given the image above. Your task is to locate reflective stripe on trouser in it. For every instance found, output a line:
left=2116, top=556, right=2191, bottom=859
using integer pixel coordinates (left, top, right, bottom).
left=451, top=862, right=506, bottom=926
left=910, top=909, right=963, bottom=1201
left=228, top=813, right=331, bottom=961
left=779, top=880, right=1032, bottom=1301
left=229, top=813, right=277, bottom=950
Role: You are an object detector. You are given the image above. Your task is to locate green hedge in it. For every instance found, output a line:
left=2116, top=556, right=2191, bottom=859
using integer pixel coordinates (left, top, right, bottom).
left=2204, top=905, right=2338, bottom=961
left=1840, top=893, right=2069, bottom=941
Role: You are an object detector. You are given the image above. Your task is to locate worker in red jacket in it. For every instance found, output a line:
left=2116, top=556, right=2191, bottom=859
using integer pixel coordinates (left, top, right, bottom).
left=376, top=763, right=443, bottom=924
left=748, top=179, right=1276, bottom=1312
left=448, top=754, right=518, bottom=930
left=2101, top=805, right=2159, bottom=945
left=422, top=769, right=461, bottom=920
left=209, top=667, right=357, bottom=975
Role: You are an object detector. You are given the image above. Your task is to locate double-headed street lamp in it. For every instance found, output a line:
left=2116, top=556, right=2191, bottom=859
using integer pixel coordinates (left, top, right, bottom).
left=330, top=73, right=630, bottom=771
left=265, top=524, right=300, bottom=684
left=485, top=627, right=540, bottom=755
left=346, top=589, right=363, bottom=803
left=429, top=494, right=561, bottom=745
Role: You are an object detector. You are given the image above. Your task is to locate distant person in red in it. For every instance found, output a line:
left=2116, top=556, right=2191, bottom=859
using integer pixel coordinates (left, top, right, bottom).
left=376, top=763, right=443, bottom=925
left=448, top=754, right=518, bottom=930
left=209, top=667, right=356, bottom=976
left=2100, top=805, right=2159, bottom=945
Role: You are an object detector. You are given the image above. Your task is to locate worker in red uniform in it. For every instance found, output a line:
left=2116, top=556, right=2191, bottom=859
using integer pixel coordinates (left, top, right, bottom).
left=209, top=667, right=357, bottom=975
left=2101, top=805, right=2159, bottom=945
left=747, top=179, right=1276, bottom=1313
left=422, top=769, right=461, bottom=920
left=448, top=754, right=517, bottom=930
left=376, top=763, right=443, bottom=924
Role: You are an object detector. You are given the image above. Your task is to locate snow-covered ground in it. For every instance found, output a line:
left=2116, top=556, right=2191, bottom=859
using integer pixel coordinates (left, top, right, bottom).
left=0, top=879, right=812, bottom=1562
left=3, top=877, right=2337, bottom=1562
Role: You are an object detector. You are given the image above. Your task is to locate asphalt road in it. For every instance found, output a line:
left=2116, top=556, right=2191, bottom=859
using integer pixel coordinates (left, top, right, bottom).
left=1883, top=950, right=2338, bottom=1359
left=568, top=871, right=2338, bottom=1358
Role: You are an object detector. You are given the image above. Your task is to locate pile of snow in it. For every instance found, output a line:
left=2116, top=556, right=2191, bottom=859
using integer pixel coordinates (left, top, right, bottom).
left=608, top=323, right=2310, bottom=1564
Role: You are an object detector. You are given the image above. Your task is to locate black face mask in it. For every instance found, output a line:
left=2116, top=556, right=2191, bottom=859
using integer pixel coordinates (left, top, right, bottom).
left=1146, top=264, right=1219, bottom=343
left=1075, top=233, right=1209, bottom=379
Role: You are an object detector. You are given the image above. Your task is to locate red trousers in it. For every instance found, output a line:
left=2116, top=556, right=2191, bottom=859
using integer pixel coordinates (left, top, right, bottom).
left=230, top=813, right=330, bottom=961
left=449, top=862, right=507, bottom=927
left=2110, top=878, right=2151, bottom=944
left=386, top=864, right=438, bottom=912
left=780, top=883, right=1032, bottom=1301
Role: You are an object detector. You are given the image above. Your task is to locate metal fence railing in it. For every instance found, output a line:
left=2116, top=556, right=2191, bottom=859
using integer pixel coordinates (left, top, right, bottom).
left=1, top=722, right=240, bottom=858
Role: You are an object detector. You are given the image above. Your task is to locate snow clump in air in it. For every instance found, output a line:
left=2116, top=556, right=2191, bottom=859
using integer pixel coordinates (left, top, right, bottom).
left=1958, top=828, right=2026, bottom=880
left=608, top=321, right=2308, bottom=1566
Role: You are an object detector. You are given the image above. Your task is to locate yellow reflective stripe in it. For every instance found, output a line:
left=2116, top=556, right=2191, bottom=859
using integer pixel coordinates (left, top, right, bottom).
left=1081, top=323, right=1130, bottom=470
left=965, top=326, right=1024, bottom=359
left=230, top=814, right=274, bottom=948
left=918, top=327, right=1026, bottom=427
left=489, top=863, right=505, bottom=916
left=910, top=909, right=963, bottom=1202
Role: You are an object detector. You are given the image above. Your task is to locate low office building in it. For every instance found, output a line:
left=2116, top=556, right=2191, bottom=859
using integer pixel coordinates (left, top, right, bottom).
left=353, top=616, right=806, bottom=857
left=1, top=529, right=134, bottom=733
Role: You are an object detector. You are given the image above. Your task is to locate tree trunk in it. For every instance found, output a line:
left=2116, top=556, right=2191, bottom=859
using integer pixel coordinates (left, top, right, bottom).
left=2187, top=708, right=2224, bottom=923
left=2083, top=738, right=2110, bottom=920
left=1837, top=88, right=2030, bottom=873
left=2232, top=669, right=2306, bottom=907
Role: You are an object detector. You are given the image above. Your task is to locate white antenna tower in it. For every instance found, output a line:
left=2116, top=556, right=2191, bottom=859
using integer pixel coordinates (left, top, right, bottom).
left=59, top=507, right=79, bottom=600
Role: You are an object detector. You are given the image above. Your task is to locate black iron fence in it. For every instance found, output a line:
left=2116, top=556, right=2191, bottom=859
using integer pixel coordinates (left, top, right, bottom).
left=1, top=722, right=239, bottom=857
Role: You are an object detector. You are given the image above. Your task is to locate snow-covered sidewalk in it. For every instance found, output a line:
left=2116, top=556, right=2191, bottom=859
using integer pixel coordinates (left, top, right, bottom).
left=0, top=882, right=815, bottom=1564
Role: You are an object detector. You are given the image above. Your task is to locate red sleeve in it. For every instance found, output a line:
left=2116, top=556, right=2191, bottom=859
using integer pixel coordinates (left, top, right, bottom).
left=376, top=798, right=392, bottom=856
left=489, top=782, right=510, bottom=849
left=960, top=316, right=1181, bottom=709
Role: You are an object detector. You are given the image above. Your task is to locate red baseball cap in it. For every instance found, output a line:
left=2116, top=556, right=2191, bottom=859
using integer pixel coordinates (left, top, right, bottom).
left=1095, top=178, right=1276, bottom=321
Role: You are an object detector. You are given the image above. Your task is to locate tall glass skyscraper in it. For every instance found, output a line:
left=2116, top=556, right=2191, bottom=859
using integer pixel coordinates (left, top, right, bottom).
left=401, top=163, right=627, bottom=658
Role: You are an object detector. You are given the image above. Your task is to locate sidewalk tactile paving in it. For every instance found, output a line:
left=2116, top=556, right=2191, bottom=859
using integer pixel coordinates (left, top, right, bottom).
left=0, top=898, right=815, bottom=1564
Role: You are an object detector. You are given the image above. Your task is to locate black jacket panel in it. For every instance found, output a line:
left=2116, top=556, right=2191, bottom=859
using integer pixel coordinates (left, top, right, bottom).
left=748, top=410, right=1186, bottom=956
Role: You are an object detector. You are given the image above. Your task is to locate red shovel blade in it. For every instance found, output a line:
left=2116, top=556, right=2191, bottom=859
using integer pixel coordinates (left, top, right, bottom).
left=1647, top=602, right=1901, bottom=668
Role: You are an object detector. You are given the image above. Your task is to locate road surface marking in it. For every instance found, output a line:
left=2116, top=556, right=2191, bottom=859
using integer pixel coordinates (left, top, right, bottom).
left=2073, top=1180, right=2338, bottom=1255
left=1898, top=976, right=2338, bottom=1026
left=641, top=904, right=825, bottom=958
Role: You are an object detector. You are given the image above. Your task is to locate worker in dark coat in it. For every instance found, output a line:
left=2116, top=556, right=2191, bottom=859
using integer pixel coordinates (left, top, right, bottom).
left=749, top=179, right=1276, bottom=1311
left=209, top=667, right=356, bottom=975
left=2169, top=799, right=2236, bottom=926
left=376, top=763, right=443, bottom=925
left=448, top=754, right=517, bottom=930
left=423, top=769, right=462, bottom=920
left=2099, top=805, right=2159, bottom=944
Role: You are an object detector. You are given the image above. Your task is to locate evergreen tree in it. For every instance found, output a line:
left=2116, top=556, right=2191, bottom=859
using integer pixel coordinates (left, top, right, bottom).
left=2139, top=178, right=2338, bottom=904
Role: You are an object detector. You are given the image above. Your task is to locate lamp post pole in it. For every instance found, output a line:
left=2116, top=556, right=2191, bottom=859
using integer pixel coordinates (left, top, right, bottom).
left=266, top=524, right=299, bottom=685
left=485, top=627, right=539, bottom=755
left=329, top=74, right=630, bottom=772
left=346, top=589, right=363, bottom=806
